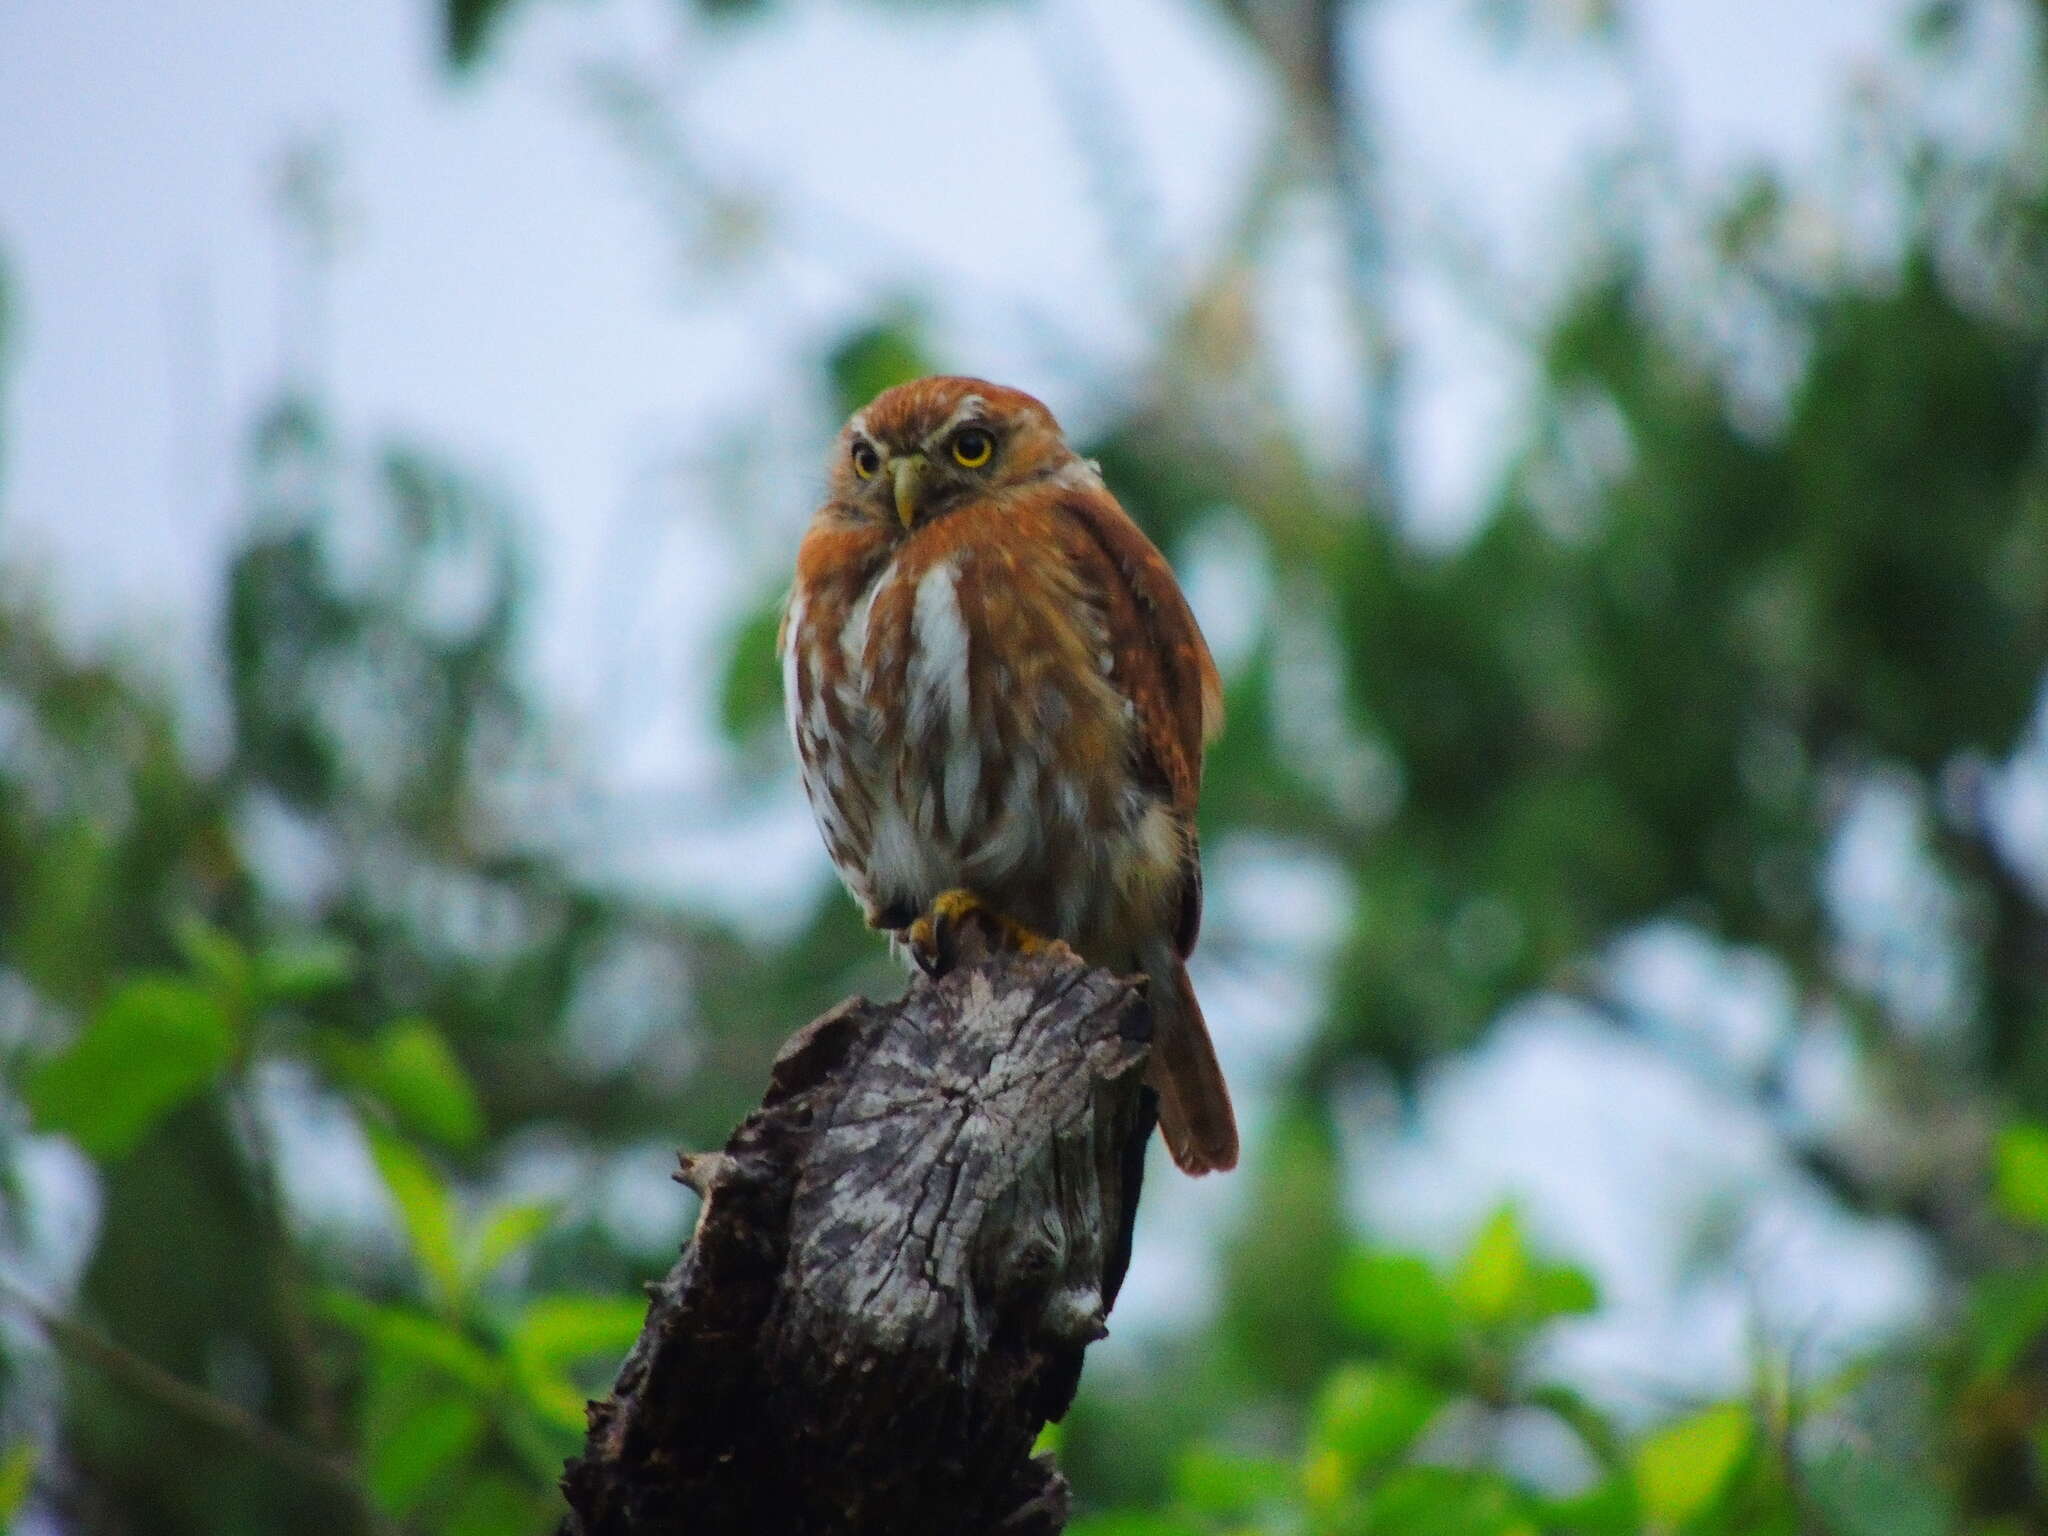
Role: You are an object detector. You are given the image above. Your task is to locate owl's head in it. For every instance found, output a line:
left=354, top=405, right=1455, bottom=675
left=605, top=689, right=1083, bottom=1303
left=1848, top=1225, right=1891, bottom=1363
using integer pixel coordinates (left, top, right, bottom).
left=827, top=375, right=1085, bottom=529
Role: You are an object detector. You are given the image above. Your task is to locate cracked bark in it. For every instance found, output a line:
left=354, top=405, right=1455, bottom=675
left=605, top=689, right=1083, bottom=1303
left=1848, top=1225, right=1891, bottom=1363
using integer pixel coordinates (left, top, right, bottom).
left=558, top=938, right=1157, bottom=1536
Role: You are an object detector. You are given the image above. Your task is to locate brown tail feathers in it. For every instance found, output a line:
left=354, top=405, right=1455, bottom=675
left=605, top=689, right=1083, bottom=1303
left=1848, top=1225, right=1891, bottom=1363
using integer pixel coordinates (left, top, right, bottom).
left=1139, top=940, right=1239, bottom=1175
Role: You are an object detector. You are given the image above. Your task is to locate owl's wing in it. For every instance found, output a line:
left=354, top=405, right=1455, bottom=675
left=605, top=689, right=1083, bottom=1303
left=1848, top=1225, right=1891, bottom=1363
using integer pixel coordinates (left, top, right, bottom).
left=1055, top=488, right=1224, bottom=956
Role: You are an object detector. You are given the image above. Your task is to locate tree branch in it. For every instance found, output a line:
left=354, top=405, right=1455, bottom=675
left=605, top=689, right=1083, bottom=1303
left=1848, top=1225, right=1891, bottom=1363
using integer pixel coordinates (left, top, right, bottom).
left=0, top=1275, right=395, bottom=1534
left=559, top=941, right=1157, bottom=1536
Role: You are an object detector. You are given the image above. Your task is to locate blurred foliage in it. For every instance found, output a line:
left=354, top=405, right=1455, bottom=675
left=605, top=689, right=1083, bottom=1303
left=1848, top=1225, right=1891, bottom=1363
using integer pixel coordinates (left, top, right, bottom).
left=439, top=0, right=1000, bottom=71
left=444, top=0, right=518, bottom=69
left=1061, top=1208, right=1938, bottom=1536
left=6, top=0, right=2048, bottom=1533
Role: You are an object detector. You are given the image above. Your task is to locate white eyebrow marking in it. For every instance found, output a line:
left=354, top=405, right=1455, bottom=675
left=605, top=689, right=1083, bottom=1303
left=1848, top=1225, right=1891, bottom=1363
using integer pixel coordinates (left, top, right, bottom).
left=923, top=395, right=989, bottom=448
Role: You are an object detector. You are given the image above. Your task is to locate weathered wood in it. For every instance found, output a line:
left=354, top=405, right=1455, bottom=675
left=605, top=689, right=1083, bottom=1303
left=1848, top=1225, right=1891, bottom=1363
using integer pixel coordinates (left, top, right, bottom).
left=559, top=942, right=1156, bottom=1536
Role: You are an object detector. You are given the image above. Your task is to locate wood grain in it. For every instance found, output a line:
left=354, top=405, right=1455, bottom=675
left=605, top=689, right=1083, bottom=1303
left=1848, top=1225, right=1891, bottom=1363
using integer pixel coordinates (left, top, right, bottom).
left=559, top=939, right=1156, bottom=1536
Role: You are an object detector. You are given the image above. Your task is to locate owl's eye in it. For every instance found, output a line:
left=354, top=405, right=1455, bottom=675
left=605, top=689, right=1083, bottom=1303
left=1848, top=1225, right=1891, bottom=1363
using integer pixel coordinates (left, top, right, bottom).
left=950, top=428, right=995, bottom=469
left=851, top=441, right=881, bottom=479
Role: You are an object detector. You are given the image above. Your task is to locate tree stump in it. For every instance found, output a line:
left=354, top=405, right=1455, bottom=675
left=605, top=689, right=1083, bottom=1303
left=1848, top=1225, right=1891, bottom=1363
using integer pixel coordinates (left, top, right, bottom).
left=559, top=941, right=1157, bottom=1536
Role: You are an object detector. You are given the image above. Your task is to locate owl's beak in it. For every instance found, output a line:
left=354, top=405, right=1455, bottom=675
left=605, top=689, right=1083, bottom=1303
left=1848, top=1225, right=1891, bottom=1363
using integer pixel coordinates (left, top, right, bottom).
left=890, top=454, right=928, bottom=529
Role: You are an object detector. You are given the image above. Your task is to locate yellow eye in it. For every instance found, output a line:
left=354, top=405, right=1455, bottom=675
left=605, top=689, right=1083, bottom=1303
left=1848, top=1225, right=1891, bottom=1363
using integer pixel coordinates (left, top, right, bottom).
left=951, top=427, right=994, bottom=469
left=851, top=441, right=880, bottom=479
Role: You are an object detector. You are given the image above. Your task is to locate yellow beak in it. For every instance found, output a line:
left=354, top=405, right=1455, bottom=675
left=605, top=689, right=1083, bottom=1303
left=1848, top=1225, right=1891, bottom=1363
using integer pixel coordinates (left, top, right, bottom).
left=891, top=454, right=928, bottom=529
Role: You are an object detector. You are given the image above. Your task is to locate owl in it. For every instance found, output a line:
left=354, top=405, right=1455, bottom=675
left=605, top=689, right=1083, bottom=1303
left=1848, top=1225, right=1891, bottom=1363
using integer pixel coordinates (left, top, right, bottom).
left=781, top=375, right=1237, bottom=1175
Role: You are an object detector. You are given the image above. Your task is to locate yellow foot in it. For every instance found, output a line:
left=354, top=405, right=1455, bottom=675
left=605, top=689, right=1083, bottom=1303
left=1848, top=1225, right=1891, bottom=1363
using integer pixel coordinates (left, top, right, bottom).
left=904, top=888, right=1051, bottom=976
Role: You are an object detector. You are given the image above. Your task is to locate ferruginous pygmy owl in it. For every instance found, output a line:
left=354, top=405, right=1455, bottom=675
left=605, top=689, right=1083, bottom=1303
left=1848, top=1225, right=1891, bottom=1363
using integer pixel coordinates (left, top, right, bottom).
left=781, top=375, right=1238, bottom=1175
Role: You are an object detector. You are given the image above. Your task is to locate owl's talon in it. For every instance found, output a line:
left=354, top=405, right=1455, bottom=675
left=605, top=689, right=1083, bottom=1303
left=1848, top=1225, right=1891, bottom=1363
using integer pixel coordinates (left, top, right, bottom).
left=907, top=888, right=1050, bottom=976
left=907, top=888, right=977, bottom=975
left=904, top=910, right=952, bottom=977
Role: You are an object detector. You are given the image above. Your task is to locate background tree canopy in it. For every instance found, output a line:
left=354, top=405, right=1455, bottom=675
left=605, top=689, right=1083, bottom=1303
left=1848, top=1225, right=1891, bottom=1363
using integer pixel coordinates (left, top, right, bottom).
left=3, top=0, right=2048, bottom=1532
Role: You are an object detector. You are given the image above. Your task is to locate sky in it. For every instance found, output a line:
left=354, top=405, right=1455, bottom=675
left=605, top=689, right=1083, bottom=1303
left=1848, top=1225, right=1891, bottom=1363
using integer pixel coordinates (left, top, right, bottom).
left=0, top=0, right=1931, bottom=655
left=0, top=0, right=2000, bottom=1414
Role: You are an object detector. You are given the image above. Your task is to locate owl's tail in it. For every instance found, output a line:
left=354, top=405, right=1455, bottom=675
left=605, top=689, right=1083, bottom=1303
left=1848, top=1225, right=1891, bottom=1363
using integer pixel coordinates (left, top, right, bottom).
left=1139, top=940, right=1239, bottom=1175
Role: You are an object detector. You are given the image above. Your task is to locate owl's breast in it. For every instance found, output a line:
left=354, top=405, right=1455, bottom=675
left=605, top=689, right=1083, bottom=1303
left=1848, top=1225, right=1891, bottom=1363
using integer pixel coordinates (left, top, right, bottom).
left=787, top=520, right=1176, bottom=948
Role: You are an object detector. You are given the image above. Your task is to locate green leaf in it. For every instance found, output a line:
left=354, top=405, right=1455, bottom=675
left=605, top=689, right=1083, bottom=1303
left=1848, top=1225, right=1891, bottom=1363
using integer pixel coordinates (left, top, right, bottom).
left=370, top=1018, right=485, bottom=1150
left=1537, top=1474, right=1641, bottom=1536
left=509, top=1294, right=647, bottom=1431
left=26, top=977, right=235, bottom=1158
left=1525, top=1260, right=1599, bottom=1321
left=512, top=1366, right=590, bottom=1434
left=364, top=1376, right=487, bottom=1516
left=717, top=589, right=790, bottom=743
left=368, top=1130, right=466, bottom=1310
left=496, top=1388, right=585, bottom=1484
left=1368, top=1465, right=1539, bottom=1535
left=319, top=1291, right=499, bottom=1393
left=1968, top=1266, right=2048, bottom=1381
left=1336, top=1247, right=1465, bottom=1367
left=1064, top=1517, right=1201, bottom=1536
left=0, top=1440, right=36, bottom=1524
left=440, top=1474, right=550, bottom=1536
left=172, top=914, right=252, bottom=1012
left=13, top=818, right=117, bottom=1005
left=512, top=1294, right=645, bottom=1364
left=1173, top=1444, right=1294, bottom=1517
left=1994, top=1122, right=2048, bottom=1229
left=1634, top=1403, right=1750, bottom=1528
left=1309, top=1362, right=1444, bottom=1481
left=470, top=1200, right=555, bottom=1283
left=255, top=936, right=355, bottom=1000
left=1445, top=1206, right=1597, bottom=1331
left=1452, top=1206, right=1533, bottom=1326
